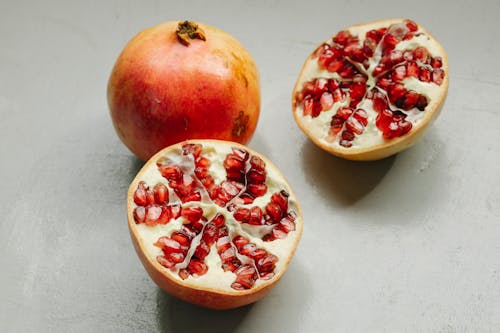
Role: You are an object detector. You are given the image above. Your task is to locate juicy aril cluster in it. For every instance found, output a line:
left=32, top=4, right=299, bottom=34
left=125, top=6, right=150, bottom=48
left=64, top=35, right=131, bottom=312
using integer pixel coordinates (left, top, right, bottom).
left=293, top=19, right=448, bottom=160
left=128, top=140, right=302, bottom=309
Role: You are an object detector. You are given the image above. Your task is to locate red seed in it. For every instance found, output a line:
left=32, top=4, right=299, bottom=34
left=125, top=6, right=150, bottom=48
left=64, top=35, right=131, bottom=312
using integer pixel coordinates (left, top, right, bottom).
left=333, top=30, right=351, bottom=45
left=432, top=68, right=444, bottom=85
left=353, top=109, right=368, bottom=126
left=330, top=114, right=345, bottom=134
left=182, top=143, right=202, bottom=158
left=169, top=252, right=185, bottom=264
left=246, top=170, right=266, bottom=184
left=419, top=68, right=432, bottom=82
left=233, top=235, right=249, bottom=248
left=431, top=57, right=443, bottom=68
left=216, top=236, right=231, bottom=252
left=345, top=117, right=364, bottom=135
left=133, top=206, right=146, bottom=223
left=247, top=183, right=267, bottom=197
left=332, top=88, right=345, bottom=102
left=145, top=204, right=162, bottom=226
left=320, top=92, right=334, bottom=110
left=134, top=183, right=148, bottom=206
left=406, top=61, right=419, bottom=78
left=278, top=216, right=296, bottom=233
left=248, top=206, right=263, bottom=225
left=181, top=206, right=203, bottom=223
left=187, top=259, right=208, bottom=276
left=392, top=65, right=406, bottom=82
left=337, top=107, right=354, bottom=119
left=249, top=155, right=266, bottom=171
left=266, top=202, right=282, bottom=222
left=405, top=19, right=418, bottom=32
left=157, top=256, right=174, bottom=269
left=153, top=183, right=168, bottom=204
left=414, top=46, right=429, bottom=63
left=171, top=232, right=190, bottom=247
left=256, top=254, right=278, bottom=273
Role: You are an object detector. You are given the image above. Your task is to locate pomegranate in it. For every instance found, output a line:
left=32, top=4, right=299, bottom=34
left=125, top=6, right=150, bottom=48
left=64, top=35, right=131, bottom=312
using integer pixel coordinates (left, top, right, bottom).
left=108, top=21, right=260, bottom=161
left=127, top=140, right=302, bottom=309
left=292, top=19, right=448, bottom=160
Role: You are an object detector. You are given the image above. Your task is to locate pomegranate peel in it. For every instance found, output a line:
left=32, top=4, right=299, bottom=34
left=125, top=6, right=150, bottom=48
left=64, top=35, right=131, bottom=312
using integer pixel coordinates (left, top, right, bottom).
left=292, top=18, right=449, bottom=160
left=127, top=140, right=303, bottom=309
left=108, top=20, right=260, bottom=161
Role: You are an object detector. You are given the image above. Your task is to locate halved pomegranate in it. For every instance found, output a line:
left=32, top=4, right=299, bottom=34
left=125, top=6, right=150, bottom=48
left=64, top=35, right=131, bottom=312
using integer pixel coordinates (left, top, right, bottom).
left=292, top=19, right=449, bottom=160
left=127, top=140, right=302, bottom=309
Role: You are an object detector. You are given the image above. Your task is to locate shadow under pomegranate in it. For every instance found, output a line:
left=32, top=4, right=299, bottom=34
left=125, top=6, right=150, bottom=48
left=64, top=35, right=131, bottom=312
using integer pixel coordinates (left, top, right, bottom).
left=301, top=140, right=395, bottom=206
left=156, top=288, right=252, bottom=333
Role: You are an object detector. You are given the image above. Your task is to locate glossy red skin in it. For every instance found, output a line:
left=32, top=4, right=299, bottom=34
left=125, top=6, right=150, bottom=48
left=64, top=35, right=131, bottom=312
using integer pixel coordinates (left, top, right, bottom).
left=108, top=21, right=260, bottom=161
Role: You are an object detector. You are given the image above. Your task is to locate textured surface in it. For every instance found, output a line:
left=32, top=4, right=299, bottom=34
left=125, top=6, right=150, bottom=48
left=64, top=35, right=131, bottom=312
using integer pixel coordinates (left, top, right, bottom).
left=1, top=0, right=499, bottom=332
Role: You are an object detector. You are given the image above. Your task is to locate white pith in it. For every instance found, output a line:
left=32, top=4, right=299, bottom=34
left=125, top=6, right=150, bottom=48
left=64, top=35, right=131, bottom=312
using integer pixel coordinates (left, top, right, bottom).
left=293, top=19, right=447, bottom=150
left=132, top=142, right=301, bottom=292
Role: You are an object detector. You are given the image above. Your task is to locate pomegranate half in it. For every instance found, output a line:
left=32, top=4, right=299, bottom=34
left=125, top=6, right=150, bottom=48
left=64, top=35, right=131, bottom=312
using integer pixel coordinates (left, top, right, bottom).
left=127, top=140, right=303, bottom=309
left=108, top=21, right=260, bottom=161
left=292, top=19, right=449, bottom=160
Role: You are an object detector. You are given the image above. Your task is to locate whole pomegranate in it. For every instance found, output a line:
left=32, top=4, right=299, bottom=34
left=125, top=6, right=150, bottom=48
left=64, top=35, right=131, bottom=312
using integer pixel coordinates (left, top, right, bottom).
left=108, top=21, right=260, bottom=161
left=292, top=19, right=448, bottom=160
left=128, top=140, right=302, bottom=309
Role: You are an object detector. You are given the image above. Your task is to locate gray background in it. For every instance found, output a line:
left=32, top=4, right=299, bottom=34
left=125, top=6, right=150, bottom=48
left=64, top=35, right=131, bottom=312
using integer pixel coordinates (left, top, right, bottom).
left=1, top=0, right=499, bottom=332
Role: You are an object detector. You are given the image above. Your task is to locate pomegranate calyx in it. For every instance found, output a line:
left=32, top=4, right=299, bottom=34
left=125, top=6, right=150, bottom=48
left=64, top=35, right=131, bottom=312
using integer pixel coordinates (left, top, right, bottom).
left=176, top=20, right=206, bottom=46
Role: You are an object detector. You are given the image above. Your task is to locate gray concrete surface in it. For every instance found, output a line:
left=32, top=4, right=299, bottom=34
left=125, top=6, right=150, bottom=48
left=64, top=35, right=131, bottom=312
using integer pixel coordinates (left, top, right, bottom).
left=1, top=0, right=499, bottom=332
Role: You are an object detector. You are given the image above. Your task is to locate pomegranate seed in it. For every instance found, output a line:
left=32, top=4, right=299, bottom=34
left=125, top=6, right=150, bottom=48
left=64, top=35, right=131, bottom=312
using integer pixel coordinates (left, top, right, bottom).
left=249, top=206, right=263, bottom=225
left=382, top=34, right=399, bottom=51
left=134, top=190, right=147, bottom=207
left=157, top=256, right=174, bottom=269
left=392, top=65, right=406, bottom=82
left=330, top=114, right=344, bottom=134
left=327, top=59, right=344, bottom=73
left=156, top=237, right=183, bottom=253
left=350, top=82, right=366, bottom=101
left=302, top=96, right=314, bottom=116
left=216, top=236, right=231, bottom=252
left=353, top=109, right=368, bottom=126
left=377, top=77, right=392, bottom=90
left=328, top=78, right=340, bottom=91
left=403, top=50, right=414, bottom=61
left=181, top=206, right=203, bottom=223
left=249, top=155, right=265, bottom=171
left=171, top=232, right=190, bottom=247
left=193, top=240, right=210, bottom=259
left=157, top=206, right=171, bottom=225
left=406, top=61, right=419, bottom=78
left=133, top=206, right=146, bottom=223
left=158, top=165, right=181, bottom=180
left=187, top=259, right=208, bottom=276
left=220, top=247, right=237, bottom=262
left=169, top=252, right=185, bottom=264
left=389, top=50, right=404, bottom=65
left=266, top=202, right=282, bottom=223
left=247, top=170, right=266, bottom=184
left=247, top=183, right=267, bottom=197
left=419, top=68, right=432, bottom=82
left=405, top=19, right=418, bottom=32
left=182, top=143, right=202, bottom=158
left=233, top=235, right=249, bottom=248
left=332, top=88, right=345, bottom=102
left=239, top=243, right=257, bottom=256
left=169, top=204, right=181, bottom=219
left=431, top=57, right=443, bottom=68
left=337, top=107, right=354, bottom=119
left=145, top=204, right=162, bottom=226
left=271, top=228, right=287, bottom=240
left=278, top=216, right=296, bottom=233
left=363, top=37, right=376, bottom=57
left=256, top=255, right=278, bottom=273
left=432, top=69, right=444, bottom=85
left=388, top=84, right=407, bottom=104
left=333, top=30, right=351, bottom=45
left=320, top=92, right=334, bottom=110
left=414, top=46, right=429, bottom=63
left=153, top=183, right=168, bottom=204
left=400, top=90, right=420, bottom=110
left=416, top=95, right=428, bottom=111
left=345, top=117, right=364, bottom=135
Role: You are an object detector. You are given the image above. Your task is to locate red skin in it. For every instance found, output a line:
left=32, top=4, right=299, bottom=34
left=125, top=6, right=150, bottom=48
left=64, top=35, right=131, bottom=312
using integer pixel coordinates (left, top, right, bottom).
left=108, top=21, right=260, bottom=161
